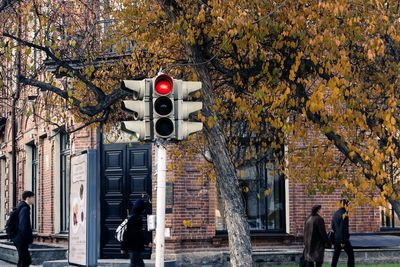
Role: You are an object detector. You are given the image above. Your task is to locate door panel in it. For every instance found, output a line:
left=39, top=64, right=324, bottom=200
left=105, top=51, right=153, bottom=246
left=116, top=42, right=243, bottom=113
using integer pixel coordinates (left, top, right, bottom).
left=101, top=143, right=152, bottom=259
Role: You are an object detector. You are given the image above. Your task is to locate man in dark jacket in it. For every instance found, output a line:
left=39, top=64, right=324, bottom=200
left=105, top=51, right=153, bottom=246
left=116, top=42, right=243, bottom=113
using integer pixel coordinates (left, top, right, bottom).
left=13, top=191, right=35, bottom=267
left=331, top=199, right=355, bottom=267
left=121, top=199, right=150, bottom=267
left=303, top=205, right=331, bottom=267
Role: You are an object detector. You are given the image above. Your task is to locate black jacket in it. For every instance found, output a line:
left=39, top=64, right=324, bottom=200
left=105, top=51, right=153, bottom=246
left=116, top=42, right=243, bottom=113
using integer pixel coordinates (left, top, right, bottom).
left=12, top=201, right=33, bottom=246
left=121, top=200, right=148, bottom=252
left=331, top=208, right=350, bottom=244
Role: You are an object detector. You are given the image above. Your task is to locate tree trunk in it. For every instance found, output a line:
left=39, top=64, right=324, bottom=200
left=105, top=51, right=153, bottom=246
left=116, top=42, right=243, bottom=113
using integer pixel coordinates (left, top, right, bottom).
left=188, top=47, right=253, bottom=267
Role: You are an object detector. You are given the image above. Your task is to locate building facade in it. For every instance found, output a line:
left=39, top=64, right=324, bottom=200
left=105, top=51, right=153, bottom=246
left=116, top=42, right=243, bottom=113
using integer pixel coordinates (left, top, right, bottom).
left=0, top=0, right=394, bottom=262
left=0, top=106, right=385, bottom=258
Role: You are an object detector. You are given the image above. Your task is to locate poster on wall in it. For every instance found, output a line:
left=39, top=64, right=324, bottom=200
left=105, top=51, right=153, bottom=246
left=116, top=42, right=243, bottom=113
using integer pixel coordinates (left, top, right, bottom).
left=68, top=153, right=88, bottom=266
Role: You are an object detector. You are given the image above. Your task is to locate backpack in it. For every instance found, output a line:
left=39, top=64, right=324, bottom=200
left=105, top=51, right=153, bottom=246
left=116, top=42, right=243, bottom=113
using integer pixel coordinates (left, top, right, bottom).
left=115, top=218, right=129, bottom=242
left=5, top=207, right=19, bottom=239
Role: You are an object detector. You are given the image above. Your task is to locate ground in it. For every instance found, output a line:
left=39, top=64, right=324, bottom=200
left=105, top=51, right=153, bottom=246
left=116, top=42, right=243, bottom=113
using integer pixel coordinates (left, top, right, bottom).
left=0, top=260, right=41, bottom=267
left=280, top=265, right=400, bottom=267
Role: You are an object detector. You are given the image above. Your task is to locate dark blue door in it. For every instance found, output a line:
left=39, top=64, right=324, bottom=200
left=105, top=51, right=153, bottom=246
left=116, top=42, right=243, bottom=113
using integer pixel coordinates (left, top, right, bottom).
left=101, top=143, right=152, bottom=259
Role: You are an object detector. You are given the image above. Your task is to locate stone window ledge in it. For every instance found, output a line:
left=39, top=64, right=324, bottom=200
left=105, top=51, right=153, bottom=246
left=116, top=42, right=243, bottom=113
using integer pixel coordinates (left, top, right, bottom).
left=52, top=233, right=69, bottom=239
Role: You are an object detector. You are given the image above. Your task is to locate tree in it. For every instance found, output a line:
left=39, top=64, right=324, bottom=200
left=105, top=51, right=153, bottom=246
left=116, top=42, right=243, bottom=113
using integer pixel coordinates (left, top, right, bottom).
left=2, top=0, right=400, bottom=266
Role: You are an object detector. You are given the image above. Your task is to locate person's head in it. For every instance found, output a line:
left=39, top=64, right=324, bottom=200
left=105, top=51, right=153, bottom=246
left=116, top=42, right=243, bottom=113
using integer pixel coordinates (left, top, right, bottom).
left=131, top=199, right=146, bottom=215
left=22, top=191, right=35, bottom=205
left=311, top=205, right=322, bottom=216
left=340, top=199, right=349, bottom=208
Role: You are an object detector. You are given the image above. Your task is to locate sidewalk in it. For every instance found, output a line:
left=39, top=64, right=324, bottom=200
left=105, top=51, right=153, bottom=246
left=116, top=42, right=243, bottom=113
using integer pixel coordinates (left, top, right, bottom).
left=0, top=259, right=41, bottom=267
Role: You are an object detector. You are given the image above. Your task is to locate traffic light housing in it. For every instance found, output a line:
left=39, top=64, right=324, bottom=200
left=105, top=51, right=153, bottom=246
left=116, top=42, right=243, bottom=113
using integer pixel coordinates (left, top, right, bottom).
left=174, top=80, right=203, bottom=140
left=120, top=74, right=203, bottom=141
left=120, top=79, right=153, bottom=141
left=152, top=74, right=175, bottom=139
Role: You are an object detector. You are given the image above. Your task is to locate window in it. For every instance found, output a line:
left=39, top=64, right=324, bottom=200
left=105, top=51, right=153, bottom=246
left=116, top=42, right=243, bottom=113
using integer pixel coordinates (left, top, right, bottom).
left=31, top=145, right=38, bottom=231
left=0, top=158, right=5, bottom=229
left=60, top=131, right=70, bottom=233
left=215, top=160, right=286, bottom=232
left=381, top=206, right=400, bottom=229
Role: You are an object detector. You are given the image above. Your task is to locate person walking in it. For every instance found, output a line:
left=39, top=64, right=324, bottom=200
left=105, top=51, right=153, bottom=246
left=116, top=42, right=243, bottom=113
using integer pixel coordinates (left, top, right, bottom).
left=121, top=199, right=150, bottom=267
left=12, top=191, right=35, bottom=267
left=303, top=205, right=331, bottom=267
left=331, top=199, right=355, bottom=267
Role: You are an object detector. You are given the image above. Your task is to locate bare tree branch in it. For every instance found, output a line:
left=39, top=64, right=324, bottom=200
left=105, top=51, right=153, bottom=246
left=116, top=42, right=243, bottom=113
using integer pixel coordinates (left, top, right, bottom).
left=3, top=31, right=107, bottom=102
left=18, top=75, right=131, bottom=117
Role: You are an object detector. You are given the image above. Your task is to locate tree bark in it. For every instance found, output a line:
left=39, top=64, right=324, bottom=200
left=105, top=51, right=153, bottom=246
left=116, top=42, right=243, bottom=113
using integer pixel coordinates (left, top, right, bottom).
left=188, top=46, right=253, bottom=267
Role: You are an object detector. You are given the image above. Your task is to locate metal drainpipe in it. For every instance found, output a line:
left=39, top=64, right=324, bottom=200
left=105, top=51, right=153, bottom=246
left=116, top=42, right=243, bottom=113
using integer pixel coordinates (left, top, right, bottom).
left=11, top=95, right=17, bottom=209
left=12, top=16, right=22, bottom=209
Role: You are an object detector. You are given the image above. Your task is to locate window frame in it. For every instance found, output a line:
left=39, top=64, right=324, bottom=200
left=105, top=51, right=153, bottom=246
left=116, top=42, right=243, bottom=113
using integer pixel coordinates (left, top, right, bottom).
left=215, top=161, right=286, bottom=235
left=380, top=207, right=400, bottom=231
left=31, top=144, right=38, bottom=232
left=59, top=130, right=70, bottom=233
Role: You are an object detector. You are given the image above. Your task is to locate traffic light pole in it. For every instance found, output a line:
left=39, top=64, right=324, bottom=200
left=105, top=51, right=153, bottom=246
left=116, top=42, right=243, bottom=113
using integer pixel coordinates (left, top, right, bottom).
left=155, top=140, right=166, bottom=267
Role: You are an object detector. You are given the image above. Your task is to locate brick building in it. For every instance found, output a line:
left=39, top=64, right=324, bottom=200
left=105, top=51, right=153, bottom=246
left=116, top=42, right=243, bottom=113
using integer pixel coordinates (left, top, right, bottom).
left=0, top=0, right=395, bottom=263
left=0, top=91, right=386, bottom=260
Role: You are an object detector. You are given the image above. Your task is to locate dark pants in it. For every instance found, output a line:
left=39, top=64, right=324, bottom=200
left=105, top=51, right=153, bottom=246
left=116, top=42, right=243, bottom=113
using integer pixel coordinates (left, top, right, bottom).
left=16, top=244, right=31, bottom=267
left=306, top=261, right=322, bottom=267
left=331, top=241, right=355, bottom=267
left=130, top=251, right=144, bottom=267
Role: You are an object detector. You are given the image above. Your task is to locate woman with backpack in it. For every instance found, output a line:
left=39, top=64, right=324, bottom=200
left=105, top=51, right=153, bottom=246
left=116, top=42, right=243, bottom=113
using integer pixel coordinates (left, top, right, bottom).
left=121, top=199, right=151, bottom=267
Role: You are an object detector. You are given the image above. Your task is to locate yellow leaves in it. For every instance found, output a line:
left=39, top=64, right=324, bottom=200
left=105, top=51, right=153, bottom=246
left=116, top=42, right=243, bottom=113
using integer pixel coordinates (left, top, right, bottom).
left=365, top=38, right=385, bottom=61
left=264, top=188, right=271, bottom=198
left=196, top=8, right=206, bottom=24
left=289, top=51, right=303, bottom=81
left=182, top=220, right=192, bottom=228
left=367, top=50, right=374, bottom=60
left=207, top=116, right=215, bottom=128
left=384, top=113, right=396, bottom=126
left=69, top=39, right=77, bottom=47
left=307, top=97, right=323, bottom=114
left=310, top=53, right=317, bottom=64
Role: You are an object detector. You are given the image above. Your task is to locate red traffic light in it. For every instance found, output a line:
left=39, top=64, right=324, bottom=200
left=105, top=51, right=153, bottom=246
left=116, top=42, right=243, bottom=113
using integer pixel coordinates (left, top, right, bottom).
left=155, top=74, right=173, bottom=95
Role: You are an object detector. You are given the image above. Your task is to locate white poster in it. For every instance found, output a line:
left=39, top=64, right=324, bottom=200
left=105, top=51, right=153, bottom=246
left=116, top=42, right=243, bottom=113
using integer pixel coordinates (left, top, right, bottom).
left=69, top=153, right=88, bottom=266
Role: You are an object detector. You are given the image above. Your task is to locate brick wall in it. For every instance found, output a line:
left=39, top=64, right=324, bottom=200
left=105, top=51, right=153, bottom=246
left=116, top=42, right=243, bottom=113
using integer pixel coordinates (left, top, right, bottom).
left=288, top=182, right=380, bottom=237
left=0, top=100, right=383, bottom=252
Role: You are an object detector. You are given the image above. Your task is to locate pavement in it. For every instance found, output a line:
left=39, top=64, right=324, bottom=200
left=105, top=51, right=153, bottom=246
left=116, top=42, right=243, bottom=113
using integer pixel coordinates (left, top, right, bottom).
left=0, top=260, right=41, bottom=267
left=351, top=234, right=400, bottom=248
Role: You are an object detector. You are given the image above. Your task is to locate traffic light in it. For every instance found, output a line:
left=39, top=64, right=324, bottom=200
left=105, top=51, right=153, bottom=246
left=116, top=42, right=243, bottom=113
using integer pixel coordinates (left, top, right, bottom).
left=120, top=79, right=153, bottom=141
left=152, top=74, right=175, bottom=139
left=174, top=80, right=203, bottom=140
left=120, top=74, right=203, bottom=141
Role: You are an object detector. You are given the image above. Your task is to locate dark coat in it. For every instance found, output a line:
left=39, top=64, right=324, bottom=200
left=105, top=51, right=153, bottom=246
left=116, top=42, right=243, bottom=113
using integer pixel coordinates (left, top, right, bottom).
left=304, top=214, right=330, bottom=263
left=121, top=200, right=147, bottom=252
left=12, top=201, right=33, bottom=247
left=331, top=208, right=350, bottom=244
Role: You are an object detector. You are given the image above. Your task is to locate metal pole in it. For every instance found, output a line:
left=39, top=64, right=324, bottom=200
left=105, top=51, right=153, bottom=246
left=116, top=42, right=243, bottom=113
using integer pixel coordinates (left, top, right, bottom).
left=155, top=140, right=166, bottom=267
